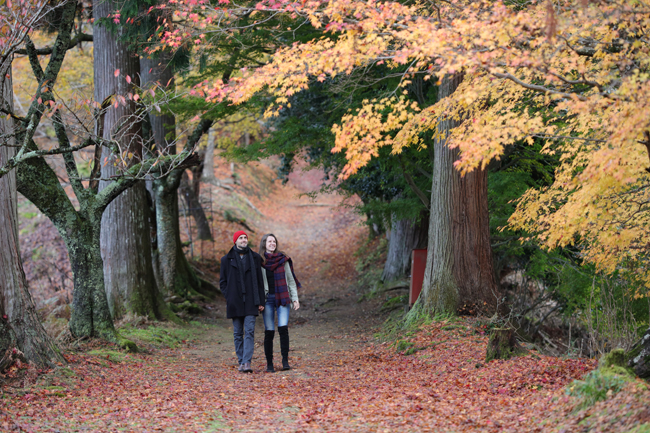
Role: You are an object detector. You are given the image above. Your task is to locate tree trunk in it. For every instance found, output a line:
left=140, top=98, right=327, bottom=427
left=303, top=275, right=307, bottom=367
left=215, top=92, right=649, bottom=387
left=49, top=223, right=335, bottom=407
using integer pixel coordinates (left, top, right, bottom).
left=627, top=327, right=650, bottom=379
left=454, top=167, right=497, bottom=314
left=417, top=74, right=463, bottom=315
left=0, top=313, right=21, bottom=373
left=485, top=328, right=524, bottom=362
left=95, top=0, right=166, bottom=320
left=414, top=73, right=498, bottom=316
left=179, top=171, right=213, bottom=241
left=0, top=61, right=63, bottom=368
left=141, top=57, right=202, bottom=299
left=15, top=149, right=121, bottom=341
left=382, top=212, right=429, bottom=282
left=202, top=128, right=217, bottom=183
left=66, top=218, right=122, bottom=340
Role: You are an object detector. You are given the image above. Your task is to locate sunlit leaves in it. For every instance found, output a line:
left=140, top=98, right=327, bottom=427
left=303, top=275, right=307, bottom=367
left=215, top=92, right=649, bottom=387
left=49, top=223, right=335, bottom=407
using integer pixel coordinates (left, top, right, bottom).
left=158, top=0, right=650, bottom=288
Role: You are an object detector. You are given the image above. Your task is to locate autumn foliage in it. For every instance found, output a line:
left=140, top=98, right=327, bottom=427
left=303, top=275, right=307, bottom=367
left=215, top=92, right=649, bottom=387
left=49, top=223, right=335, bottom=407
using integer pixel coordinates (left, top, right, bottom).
left=154, top=0, right=650, bottom=290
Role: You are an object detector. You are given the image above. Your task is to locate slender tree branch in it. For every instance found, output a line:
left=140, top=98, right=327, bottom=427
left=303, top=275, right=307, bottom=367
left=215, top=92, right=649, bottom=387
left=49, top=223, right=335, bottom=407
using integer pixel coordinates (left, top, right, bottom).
left=95, top=152, right=200, bottom=215
left=24, top=36, right=44, bottom=82
left=52, top=109, right=87, bottom=202
left=492, top=72, right=587, bottom=101
left=398, top=155, right=430, bottom=209
left=90, top=95, right=114, bottom=193
left=15, top=33, right=93, bottom=56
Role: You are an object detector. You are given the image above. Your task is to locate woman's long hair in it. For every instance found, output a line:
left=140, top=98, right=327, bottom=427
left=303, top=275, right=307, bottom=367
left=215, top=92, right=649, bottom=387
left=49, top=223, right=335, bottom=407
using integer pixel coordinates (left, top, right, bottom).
left=259, top=233, right=286, bottom=264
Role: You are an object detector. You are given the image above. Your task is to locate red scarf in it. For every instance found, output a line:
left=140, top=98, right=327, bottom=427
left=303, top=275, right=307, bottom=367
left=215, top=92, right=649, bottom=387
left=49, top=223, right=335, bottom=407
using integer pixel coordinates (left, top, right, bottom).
left=263, top=253, right=301, bottom=307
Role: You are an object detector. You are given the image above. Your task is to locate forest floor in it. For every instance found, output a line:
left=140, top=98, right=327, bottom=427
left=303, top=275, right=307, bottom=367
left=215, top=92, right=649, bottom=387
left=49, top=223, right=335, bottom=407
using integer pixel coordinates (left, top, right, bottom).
left=2, top=161, right=650, bottom=432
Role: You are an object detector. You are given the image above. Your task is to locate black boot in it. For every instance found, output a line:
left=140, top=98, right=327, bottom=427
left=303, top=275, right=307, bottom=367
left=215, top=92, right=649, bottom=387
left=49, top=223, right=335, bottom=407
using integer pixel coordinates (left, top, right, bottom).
left=264, top=330, right=275, bottom=373
left=278, top=325, right=291, bottom=370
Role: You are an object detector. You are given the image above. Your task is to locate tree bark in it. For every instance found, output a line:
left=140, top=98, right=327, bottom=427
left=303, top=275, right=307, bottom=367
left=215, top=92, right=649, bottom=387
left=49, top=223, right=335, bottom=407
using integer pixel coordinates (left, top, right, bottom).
left=627, top=328, right=650, bottom=379
left=14, top=142, right=121, bottom=341
left=454, top=167, right=497, bottom=313
left=202, top=128, right=217, bottom=184
left=382, top=212, right=429, bottom=282
left=0, top=60, right=63, bottom=368
left=179, top=170, right=213, bottom=241
left=485, top=328, right=524, bottom=362
left=141, top=56, right=202, bottom=299
left=95, top=0, right=166, bottom=320
left=8, top=1, right=120, bottom=342
left=414, top=73, right=498, bottom=316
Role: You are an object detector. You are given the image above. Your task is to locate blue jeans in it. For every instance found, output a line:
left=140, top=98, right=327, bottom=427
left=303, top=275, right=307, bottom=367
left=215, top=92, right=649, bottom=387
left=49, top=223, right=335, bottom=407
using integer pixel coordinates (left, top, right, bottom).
left=263, top=294, right=290, bottom=331
left=232, top=316, right=256, bottom=364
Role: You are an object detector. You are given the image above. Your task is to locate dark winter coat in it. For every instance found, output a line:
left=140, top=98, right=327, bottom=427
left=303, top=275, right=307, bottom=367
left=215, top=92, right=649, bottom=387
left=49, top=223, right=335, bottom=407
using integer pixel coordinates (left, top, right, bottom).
left=220, top=247, right=265, bottom=318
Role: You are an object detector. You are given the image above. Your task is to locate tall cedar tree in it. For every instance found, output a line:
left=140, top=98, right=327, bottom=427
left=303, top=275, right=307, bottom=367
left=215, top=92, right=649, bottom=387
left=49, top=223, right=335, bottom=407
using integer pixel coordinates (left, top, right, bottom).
left=94, top=0, right=174, bottom=321
left=0, top=57, right=62, bottom=369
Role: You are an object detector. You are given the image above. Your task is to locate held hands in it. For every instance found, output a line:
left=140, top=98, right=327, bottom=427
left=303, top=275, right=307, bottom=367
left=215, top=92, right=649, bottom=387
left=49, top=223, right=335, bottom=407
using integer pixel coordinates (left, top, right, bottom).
left=292, top=300, right=300, bottom=311
left=258, top=305, right=264, bottom=312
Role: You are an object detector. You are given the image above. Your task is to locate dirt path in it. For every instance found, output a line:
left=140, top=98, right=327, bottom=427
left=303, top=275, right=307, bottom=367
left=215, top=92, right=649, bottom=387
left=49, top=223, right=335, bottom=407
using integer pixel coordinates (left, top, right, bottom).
left=190, top=167, right=381, bottom=375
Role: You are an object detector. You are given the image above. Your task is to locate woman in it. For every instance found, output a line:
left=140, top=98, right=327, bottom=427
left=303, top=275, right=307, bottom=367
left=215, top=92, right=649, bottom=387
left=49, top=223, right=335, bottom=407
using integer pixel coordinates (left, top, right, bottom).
left=259, top=233, right=301, bottom=372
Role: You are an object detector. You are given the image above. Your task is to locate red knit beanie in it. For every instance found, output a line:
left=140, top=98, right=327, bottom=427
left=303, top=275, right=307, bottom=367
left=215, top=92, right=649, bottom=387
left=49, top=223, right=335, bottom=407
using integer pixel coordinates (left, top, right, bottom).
left=233, top=230, right=248, bottom=244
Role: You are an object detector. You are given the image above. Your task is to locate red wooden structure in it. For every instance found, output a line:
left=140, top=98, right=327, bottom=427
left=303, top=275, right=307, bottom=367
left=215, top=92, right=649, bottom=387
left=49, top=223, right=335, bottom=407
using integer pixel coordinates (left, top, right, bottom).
left=409, top=249, right=427, bottom=306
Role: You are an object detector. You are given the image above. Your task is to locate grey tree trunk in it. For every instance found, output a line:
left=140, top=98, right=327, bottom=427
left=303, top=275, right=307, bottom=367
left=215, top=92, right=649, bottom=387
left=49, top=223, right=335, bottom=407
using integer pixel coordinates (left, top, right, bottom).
left=382, top=212, right=429, bottom=282
left=179, top=170, right=213, bottom=241
left=7, top=0, right=120, bottom=342
left=141, top=56, right=201, bottom=299
left=95, top=0, right=165, bottom=320
left=202, top=128, right=217, bottom=184
left=415, top=74, right=498, bottom=316
left=0, top=61, right=62, bottom=368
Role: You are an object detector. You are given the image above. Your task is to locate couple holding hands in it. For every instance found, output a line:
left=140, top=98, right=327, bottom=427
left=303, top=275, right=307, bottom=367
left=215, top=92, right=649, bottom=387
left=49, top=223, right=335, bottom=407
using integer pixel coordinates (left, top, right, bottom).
left=220, top=231, right=301, bottom=373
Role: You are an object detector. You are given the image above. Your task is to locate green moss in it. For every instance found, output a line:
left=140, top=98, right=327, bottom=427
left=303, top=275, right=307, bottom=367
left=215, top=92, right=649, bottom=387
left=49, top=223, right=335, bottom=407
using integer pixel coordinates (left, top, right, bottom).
left=59, top=367, right=76, bottom=377
left=625, top=423, right=650, bottom=433
left=485, top=329, right=526, bottom=362
left=601, top=349, right=629, bottom=369
left=381, top=295, right=408, bottom=312
left=442, top=324, right=465, bottom=331
left=170, top=301, right=202, bottom=315
left=88, top=349, right=133, bottom=363
left=118, top=322, right=211, bottom=348
left=567, top=367, right=635, bottom=409
left=395, top=340, right=414, bottom=352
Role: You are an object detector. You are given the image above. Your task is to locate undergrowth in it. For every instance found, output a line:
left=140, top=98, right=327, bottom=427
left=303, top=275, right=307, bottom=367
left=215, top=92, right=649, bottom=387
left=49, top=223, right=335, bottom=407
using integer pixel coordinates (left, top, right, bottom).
left=117, top=321, right=211, bottom=349
left=354, top=237, right=387, bottom=300
left=566, top=366, right=635, bottom=410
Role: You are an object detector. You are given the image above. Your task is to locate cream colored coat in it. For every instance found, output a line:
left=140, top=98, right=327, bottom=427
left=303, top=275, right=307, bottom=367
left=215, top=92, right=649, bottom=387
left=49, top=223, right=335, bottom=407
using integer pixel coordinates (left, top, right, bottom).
left=261, top=262, right=299, bottom=303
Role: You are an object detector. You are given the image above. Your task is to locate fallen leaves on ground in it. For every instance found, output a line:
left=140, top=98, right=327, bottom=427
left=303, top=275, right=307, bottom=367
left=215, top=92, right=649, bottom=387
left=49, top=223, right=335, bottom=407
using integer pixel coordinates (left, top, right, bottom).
left=4, top=318, right=647, bottom=433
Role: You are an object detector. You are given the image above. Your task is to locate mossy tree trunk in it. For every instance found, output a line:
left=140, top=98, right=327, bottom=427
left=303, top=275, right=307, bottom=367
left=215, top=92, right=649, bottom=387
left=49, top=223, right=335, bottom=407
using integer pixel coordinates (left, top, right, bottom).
left=411, top=73, right=498, bottom=318
left=66, top=218, right=117, bottom=339
left=0, top=60, right=63, bottom=368
left=1, top=0, right=193, bottom=343
left=627, top=328, right=650, bottom=378
left=416, top=74, right=463, bottom=315
left=8, top=0, right=121, bottom=342
left=485, top=328, right=524, bottom=362
left=95, top=0, right=170, bottom=321
left=141, top=56, right=203, bottom=300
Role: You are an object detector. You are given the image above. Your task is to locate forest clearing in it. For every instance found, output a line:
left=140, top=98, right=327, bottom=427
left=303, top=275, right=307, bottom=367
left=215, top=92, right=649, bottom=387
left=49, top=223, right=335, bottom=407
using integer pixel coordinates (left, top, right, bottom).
left=2, top=0, right=650, bottom=431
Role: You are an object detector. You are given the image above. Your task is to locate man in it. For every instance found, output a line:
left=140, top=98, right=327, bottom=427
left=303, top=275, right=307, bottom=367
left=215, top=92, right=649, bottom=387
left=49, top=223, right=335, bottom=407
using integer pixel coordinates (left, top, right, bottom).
left=220, top=230, right=265, bottom=373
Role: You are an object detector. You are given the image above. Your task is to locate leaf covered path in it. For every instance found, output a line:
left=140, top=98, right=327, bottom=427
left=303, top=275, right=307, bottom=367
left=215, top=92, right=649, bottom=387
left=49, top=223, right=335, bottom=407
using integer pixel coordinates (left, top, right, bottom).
left=3, top=166, right=649, bottom=432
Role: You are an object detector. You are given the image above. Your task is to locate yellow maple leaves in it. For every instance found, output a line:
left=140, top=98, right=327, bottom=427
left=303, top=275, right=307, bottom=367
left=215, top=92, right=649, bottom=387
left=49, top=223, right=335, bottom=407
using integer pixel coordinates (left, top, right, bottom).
left=165, top=0, right=650, bottom=288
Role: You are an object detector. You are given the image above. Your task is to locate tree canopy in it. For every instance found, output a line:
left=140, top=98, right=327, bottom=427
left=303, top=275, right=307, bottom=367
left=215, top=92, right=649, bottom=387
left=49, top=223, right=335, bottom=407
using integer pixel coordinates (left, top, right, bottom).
left=155, top=0, right=650, bottom=290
